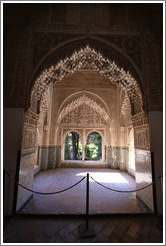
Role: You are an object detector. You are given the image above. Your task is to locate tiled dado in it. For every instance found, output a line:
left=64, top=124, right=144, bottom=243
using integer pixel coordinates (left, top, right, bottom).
left=60, top=161, right=109, bottom=168
left=107, top=146, right=129, bottom=170
left=38, top=145, right=61, bottom=170
left=135, top=149, right=154, bottom=211
left=16, top=148, right=35, bottom=211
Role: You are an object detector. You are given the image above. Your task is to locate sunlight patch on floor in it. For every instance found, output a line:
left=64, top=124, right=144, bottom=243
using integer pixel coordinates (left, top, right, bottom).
left=76, top=172, right=129, bottom=183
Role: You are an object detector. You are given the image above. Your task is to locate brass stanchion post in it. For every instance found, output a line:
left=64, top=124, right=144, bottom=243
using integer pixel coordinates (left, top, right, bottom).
left=79, top=173, right=95, bottom=238
left=3, top=169, right=5, bottom=218
left=86, top=172, right=89, bottom=230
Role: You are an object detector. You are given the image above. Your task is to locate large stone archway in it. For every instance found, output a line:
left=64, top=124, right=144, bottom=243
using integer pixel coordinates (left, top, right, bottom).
left=30, top=42, right=143, bottom=108
left=3, top=3, right=163, bottom=219
left=17, top=40, right=154, bottom=213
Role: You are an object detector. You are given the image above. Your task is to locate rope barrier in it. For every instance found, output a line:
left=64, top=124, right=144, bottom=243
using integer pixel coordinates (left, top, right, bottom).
left=4, top=170, right=162, bottom=195
left=5, top=171, right=85, bottom=195
left=90, top=174, right=162, bottom=193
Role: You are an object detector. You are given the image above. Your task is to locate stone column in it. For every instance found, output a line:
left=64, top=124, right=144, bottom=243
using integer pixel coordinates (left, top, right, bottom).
left=102, top=143, right=104, bottom=161
left=82, top=129, right=86, bottom=162
left=61, top=131, right=64, bottom=161
left=82, top=145, right=85, bottom=162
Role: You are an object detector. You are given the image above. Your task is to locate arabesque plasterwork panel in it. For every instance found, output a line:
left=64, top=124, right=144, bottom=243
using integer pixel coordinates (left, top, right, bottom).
left=60, top=104, right=108, bottom=127
left=132, top=112, right=150, bottom=151
left=22, top=127, right=36, bottom=150
left=134, top=127, right=150, bottom=151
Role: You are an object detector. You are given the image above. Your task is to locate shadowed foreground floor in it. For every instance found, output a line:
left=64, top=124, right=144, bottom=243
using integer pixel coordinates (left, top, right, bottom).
left=4, top=214, right=163, bottom=243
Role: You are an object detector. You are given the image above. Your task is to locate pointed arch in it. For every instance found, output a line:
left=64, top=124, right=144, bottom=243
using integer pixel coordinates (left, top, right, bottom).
left=31, top=45, right=142, bottom=106
left=58, top=94, right=110, bottom=124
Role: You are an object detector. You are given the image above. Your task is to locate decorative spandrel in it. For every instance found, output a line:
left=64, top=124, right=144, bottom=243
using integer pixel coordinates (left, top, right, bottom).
left=60, top=104, right=108, bottom=127
left=58, top=94, right=109, bottom=126
left=120, top=94, right=132, bottom=126
left=31, top=45, right=142, bottom=105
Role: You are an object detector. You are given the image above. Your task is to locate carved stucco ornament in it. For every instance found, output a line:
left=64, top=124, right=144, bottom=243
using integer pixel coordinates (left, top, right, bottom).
left=39, top=92, right=48, bottom=112
left=58, top=94, right=109, bottom=124
left=31, top=45, right=142, bottom=104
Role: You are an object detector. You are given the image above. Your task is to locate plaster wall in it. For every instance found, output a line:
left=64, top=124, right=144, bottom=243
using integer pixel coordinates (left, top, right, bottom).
left=148, top=111, right=163, bottom=215
left=3, top=108, right=25, bottom=216
left=15, top=109, right=39, bottom=211
left=133, top=112, right=154, bottom=211
left=16, top=149, right=35, bottom=211
left=135, top=149, right=154, bottom=211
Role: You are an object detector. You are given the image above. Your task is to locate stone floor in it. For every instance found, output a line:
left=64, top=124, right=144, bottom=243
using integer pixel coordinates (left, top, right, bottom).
left=3, top=214, right=163, bottom=243
left=18, top=168, right=151, bottom=215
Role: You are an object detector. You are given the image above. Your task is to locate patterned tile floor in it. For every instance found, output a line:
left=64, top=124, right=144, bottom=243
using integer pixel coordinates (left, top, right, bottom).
left=18, top=168, right=151, bottom=215
left=3, top=214, right=163, bottom=243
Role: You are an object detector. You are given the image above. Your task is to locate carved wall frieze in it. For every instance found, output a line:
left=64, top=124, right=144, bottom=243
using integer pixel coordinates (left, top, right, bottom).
left=40, top=92, right=48, bottom=112
left=85, top=129, right=104, bottom=138
left=58, top=94, right=109, bottom=124
left=31, top=43, right=143, bottom=106
left=24, top=109, right=39, bottom=126
left=98, top=35, right=142, bottom=70
left=132, top=111, right=150, bottom=150
left=62, top=128, right=83, bottom=141
left=32, top=33, right=80, bottom=67
left=134, top=127, right=150, bottom=151
left=120, top=93, right=132, bottom=126
left=22, top=127, right=36, bottom=149
left=38, top=111, right=46, bottom=126
left=132, top=111, right=148, bottom=127
left=30, top=93, right=38, bottom=113
left=60, top=106, right=108, bottom=127
left=58, top=90, right=111, bottom=114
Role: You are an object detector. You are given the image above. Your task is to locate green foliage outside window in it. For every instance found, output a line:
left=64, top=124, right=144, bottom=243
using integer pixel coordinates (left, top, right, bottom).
left=64, top=133, right=71, bottom=160
left=85, top=132, right=102, bottom=160
left=64, top=131, right=102, bottom=161
left=64, top=132, right=82, bottom=160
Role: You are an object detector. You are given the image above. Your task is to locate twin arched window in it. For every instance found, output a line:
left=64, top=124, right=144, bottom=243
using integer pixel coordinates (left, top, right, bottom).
left=64, top=131, right=102, bottom=161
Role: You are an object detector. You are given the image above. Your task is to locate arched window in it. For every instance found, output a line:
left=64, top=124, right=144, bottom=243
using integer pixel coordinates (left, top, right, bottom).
left=85, top=132, right=102, bottom=161
left=64, top=131, right=82, bottom=160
